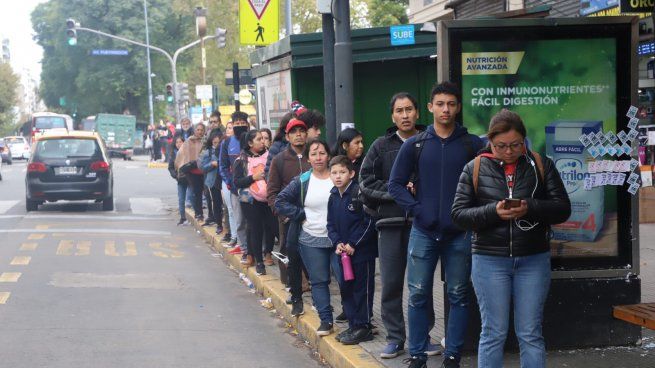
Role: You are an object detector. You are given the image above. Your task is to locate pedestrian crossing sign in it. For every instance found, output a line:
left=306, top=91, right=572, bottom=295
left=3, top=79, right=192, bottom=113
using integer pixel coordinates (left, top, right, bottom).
left=239, top=0, right=279, bottom=46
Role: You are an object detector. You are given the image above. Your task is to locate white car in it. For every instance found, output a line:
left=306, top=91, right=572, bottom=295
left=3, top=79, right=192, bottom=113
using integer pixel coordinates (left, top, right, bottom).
left=4, top=136, right=31, bottom=160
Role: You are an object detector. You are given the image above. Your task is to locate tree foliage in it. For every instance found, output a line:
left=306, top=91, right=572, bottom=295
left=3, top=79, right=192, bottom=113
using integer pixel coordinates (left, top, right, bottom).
left=0, top=62, right=19, bottom=128
left=368, top=0, right=408, bottom=27
left=286, top=0, right=371, bottom=34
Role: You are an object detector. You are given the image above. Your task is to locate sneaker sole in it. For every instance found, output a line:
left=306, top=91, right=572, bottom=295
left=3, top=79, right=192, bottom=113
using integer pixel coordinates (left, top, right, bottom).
left=291, top=311, right=304, bottom=317
left=316, top=330, right=332, bottom=337
left=426, top=348, right=443, bottom=356
left=380, top=350, right=404, bottom=359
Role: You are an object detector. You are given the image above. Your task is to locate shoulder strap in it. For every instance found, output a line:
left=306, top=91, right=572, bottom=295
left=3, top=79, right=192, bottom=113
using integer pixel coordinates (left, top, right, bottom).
left=473, top=156, right=481, bottom=194
left=411, top=131, right=430, bottom=180
left=530, top=151, right=545, bottom=182
left=461, top=134, right=475, bottom=160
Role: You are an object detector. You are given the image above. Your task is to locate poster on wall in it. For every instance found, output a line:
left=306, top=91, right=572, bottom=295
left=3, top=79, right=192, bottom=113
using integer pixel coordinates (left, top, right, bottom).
left=256, top=69, right=292, bottom=130
left=439, top=17, right=636, bottom=270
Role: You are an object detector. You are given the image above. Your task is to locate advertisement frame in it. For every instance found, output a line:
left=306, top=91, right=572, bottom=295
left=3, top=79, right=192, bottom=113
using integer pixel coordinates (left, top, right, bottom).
left=437, top=17, right=639, bottom=279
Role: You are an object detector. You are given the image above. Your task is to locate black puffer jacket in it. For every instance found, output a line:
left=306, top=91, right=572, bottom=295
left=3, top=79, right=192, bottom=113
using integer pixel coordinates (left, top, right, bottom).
left=358, top=125, right=426, bottom=221
left=451, top=149, right=571, bottom=257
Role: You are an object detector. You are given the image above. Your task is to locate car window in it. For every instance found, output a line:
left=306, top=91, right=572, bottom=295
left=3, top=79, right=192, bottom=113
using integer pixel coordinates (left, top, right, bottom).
left=35, top=138, right=101, bottom=159
left=35, top=117, right=66, bottom=129
left=6, top=137, right=24, bottom=144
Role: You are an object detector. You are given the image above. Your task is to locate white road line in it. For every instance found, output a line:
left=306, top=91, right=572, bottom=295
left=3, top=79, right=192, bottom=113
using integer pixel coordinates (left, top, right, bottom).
left=129, top=197, right=166, bottom=215
left=0, top=228, right=171, bottom=236
left=0, top=201, right=19, bottom=214
left=25, top=214, right=170, bottom=221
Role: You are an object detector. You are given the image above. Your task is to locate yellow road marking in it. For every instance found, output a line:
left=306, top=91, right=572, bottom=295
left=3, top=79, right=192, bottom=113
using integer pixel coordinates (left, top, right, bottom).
left=35, top=225, right=49, bottom=230
left=0, top=292, right=10, bottom=304
left=27, top=234, right=45, bottom=240
left=105, top=241, right=138, bottom=257
left=10, top=256, right=31, bottom=265
left=149, top=242, right=184, bottom=258
left=0, top=273, right=21, bottom=282
left=20, top=243, right=38, bottom=251
left=76, top=241, right=90, bottom=256
left=56, top=240, right=73, bottom=256
left=56, top=240, right=90, bottom=256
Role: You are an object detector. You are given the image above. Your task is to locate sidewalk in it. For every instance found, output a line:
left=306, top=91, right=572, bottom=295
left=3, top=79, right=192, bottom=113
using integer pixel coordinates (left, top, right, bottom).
left=186, top=207, right=655, bottom=368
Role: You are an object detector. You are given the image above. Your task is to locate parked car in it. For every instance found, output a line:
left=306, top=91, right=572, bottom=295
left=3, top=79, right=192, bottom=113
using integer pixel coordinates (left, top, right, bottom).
left=4, top=136, right=31, bottom=160
left=26, top=131, right=114, bottom=211
left=0, top=138, right=11, bottom=165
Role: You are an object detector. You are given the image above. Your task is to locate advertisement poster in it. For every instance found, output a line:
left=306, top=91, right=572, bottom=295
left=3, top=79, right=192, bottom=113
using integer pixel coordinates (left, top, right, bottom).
left=460, top=38, right=619, bottom=259
left=255, top=69, right=292, bottom=130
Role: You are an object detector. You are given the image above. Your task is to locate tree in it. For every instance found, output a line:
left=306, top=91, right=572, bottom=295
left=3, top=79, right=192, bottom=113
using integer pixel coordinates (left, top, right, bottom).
left=368, top=0, right=408, bottom=27
left=0, top=63, right=19, bottom=128
left=286, top=0, right=371, bottom=34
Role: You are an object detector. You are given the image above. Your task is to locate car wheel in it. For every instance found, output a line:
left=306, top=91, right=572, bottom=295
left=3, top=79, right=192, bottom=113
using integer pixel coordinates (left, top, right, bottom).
left=102, top=195, right=114, bottom=211
left=26, top=198, right=38, bottom=211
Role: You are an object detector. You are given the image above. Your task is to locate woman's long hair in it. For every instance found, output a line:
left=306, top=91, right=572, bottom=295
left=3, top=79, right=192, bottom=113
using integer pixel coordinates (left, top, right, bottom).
left=333, top=127, right=362, bottom=157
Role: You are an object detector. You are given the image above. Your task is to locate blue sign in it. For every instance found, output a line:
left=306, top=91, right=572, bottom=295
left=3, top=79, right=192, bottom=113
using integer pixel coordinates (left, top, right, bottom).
left=91, top=49, right=129, bottom=56
left=638, top=42, right=655, bottom=56
left=579, top=0, right=619, bottom=16
left=390, top=25, right=415, bottom=46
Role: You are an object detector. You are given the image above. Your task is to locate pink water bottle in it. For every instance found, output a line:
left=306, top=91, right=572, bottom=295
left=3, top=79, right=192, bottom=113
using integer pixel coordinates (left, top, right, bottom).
left=341, top=252, right=354, bottom=281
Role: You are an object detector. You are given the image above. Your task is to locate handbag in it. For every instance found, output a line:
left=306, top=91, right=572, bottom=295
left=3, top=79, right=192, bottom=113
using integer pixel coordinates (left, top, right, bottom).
left=144, top=136, right=153, bottom=149
left=178, top=160, right=197, bottom=175
left=237, top=187, right=254, bottom=204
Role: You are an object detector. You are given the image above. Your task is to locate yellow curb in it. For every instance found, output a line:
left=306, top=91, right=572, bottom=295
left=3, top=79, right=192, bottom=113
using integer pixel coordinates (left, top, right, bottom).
left=147, top=162, right=168, bottom=168
left=186, top=208, right=382, bottom=368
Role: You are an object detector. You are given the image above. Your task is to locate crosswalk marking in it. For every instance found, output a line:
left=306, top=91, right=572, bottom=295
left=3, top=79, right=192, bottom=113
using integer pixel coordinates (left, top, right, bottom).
left=0, top=201, right=19, bottom=214
left=10, top=256, right=31, bottom=265
left=27, top=234, right=45, bottom=240
left=56, top=240, right=90, bottom=256
left=0, top=292, right=10, bottom=304
left=20, top=243, right=38, bottom=251
left=149, top=242, right=184, bottom=258
left=0, top=273, right=21, bottom=282
left=105, top=240, right=138, bottom=257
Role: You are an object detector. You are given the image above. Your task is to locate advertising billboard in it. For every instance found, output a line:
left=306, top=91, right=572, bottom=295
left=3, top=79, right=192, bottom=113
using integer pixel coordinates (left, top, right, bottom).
left=438, top=17, right=638, bottom=275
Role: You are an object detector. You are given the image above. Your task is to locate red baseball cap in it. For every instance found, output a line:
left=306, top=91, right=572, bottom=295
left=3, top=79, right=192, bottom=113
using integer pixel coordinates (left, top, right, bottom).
left=286, top=118, right=308, bottom=133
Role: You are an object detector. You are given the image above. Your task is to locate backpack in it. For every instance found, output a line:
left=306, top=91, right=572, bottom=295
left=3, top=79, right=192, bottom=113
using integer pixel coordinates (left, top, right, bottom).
left=472, top=151, right=545, bottom=194
left=410, top=131, right=476, bottom=184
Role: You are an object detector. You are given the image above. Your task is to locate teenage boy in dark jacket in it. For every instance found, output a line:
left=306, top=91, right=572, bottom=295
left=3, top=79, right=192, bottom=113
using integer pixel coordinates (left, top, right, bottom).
left=359, top=92, right=431, bottom=359
left=327, top=155, right=377, bottom=345
left=388, top=81, right=484, bottom=368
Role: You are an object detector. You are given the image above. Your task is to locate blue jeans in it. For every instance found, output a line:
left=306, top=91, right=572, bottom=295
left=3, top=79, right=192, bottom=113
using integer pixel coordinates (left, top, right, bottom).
left=177, top=182, right=188, bottom=219
left=407, top=227, right=471, bottom=360
left=472, top=252, right=551, bottom=368
left=298, top=244, right=340, bottom=324
left=222, top=181, right=237, bottom=238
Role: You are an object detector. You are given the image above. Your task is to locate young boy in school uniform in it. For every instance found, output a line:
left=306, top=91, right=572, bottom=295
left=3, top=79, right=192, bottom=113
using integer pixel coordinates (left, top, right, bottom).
left=327, top=155, right=378, bottom=345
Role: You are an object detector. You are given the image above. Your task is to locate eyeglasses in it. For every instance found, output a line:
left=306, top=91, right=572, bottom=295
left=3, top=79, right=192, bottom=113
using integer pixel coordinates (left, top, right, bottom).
left=492, top=142, right=524, bottom=151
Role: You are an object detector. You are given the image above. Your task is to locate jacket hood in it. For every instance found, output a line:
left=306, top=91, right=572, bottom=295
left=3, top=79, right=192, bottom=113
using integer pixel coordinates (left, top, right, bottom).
left=384, top=124, right=427, bottom=137
left=425, top=123, right=470, bottom=142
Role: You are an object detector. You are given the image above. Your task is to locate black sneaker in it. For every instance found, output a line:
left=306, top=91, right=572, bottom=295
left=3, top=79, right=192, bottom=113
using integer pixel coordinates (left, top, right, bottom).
left=286, top=296, right=293, bottom=305
left=335, top=311, right=348, bottom=323
left=255, top=263, right=266, bottom=275
left=340, top=326, right=374, bottom=345
left=316, top=322, right=333, bottom=336
left=177, top=217, right=186, bottom=225
left=402, top=357, right=427, bottom=368
left=221, top=233, right=232, bottom=242
left=441, top=356, right=459, bottom=368
left=215, top=226, right=223, bottom=235
left=291, top=300, right=304, bottom=317
left=202, top=218, right=216, bottom=226
left=334, top=328, right=351, bottom=342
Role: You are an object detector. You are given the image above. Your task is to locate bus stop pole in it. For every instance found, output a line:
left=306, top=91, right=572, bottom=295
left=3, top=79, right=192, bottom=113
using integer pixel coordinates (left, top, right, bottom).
left=322, top=13, right=337, bottom=146
left=334, top=0, right=354, bottom=130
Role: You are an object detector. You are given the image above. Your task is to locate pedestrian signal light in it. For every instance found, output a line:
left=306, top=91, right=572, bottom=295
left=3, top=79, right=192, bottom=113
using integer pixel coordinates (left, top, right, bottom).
left=216, top=28, right=227, bottom=48
left=165, top=83, right=175, bottom=103
left=66, top=19, right=77, bottom=46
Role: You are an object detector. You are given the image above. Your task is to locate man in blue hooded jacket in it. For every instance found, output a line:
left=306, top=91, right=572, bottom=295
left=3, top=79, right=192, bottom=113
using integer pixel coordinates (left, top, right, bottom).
left=388, top=81, right=483, bottom=368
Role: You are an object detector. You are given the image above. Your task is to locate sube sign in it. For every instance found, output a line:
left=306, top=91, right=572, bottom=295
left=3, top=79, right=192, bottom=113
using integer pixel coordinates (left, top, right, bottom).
left=390, top=25, right=415, bottom=46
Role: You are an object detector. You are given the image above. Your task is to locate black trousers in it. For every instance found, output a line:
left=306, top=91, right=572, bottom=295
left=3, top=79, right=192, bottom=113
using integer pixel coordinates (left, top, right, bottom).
left=378, top=221, right=434, bottom=345
left=278, top=218, right=306, bottom=302
left=241, top=200, right=274, bottom=263
left=339, top=259, right=376, bottom=329
left=187, top=173, right=204, bottom=218
left=204, top=184, right=223, bottom=224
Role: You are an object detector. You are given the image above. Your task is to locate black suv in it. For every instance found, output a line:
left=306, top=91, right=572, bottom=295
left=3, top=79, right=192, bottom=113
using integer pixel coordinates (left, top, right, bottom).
left=25, top=132, right=114, bottom=211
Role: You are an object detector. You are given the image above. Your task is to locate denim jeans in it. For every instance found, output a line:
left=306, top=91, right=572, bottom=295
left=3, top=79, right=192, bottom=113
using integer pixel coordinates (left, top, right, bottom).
left=298, top=243, right=340, bottom=324
left=407, top=227, right=471, bottom=360
left=177, top=182, right=188, bottom=219
left=221, top=181, right=237, bottom=238
left=472, top=252, right=551, bottom=368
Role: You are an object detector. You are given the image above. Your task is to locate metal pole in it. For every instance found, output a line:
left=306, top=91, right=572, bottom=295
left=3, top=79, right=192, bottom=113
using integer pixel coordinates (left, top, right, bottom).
left=285, top=0, right=292, bottom=36
left=201, top=37, right=207, bottom=120
left=334, top=0, right=354, bottom=129
left=322, top=13, right=337, bottom=146
left=143, top=0, right=154, bottom=126
left=233, top=62, right=240, bottom=112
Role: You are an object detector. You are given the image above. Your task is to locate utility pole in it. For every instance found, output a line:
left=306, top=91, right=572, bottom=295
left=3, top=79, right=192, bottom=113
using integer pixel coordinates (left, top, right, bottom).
left=143, top=0, right=154, bottom=126
left=195, top=7, right=208, bottom=120
left=285, top=0, right=292, bottom=36
left=322, top=13, right=337, bottom=146
left=334, top=0, right=354, bottom=129
left=233, top=63, right=241, bottom=112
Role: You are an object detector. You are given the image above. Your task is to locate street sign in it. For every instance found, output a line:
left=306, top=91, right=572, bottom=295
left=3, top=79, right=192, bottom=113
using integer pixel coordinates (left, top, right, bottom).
left=390, top=25, right=415, bottom=46
left=91, top=49, right=129, bottom=56
left=154, top=95, right=165, bottom=102
left=239, top=0, right=279, bottom=46
left=620, top=0, right=654, bottom=13
left=239, top=89, right=253, bottom=105
left=196, top=85, right=213, bottom=100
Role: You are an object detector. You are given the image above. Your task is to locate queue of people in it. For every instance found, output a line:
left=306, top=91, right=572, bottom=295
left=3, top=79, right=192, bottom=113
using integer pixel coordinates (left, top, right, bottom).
left=167, top=81, right=571, bottom=368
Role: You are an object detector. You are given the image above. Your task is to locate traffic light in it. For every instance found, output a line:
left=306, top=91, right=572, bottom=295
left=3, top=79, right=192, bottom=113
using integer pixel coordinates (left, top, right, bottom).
left=165, top=83, right=175, bottom=103
left=216, top=28, right=227, bottom=48
left=178, top=83, right=189, bottom=102
left=66, top=19, right=77, bottom=46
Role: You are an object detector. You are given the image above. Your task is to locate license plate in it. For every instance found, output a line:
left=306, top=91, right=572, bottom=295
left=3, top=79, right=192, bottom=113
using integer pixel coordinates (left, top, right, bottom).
left=55, top=166, right=77, bottom=175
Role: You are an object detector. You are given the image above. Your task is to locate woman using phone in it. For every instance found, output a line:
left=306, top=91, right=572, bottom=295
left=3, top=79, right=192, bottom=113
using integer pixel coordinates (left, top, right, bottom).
left=451, top=109, right=571, bottom=368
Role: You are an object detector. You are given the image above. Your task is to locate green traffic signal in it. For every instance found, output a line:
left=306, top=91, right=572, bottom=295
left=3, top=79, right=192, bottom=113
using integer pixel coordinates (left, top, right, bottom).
left=66, top=19, right=77, bottom=46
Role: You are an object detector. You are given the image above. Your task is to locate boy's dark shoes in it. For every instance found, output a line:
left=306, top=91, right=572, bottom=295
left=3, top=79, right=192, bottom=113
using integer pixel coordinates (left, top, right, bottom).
left=441, top=356, right=459, bottom=368
left=339, top=326, right=373, bottom=345
left=291, top=300, right=304, bottom=317
left=334, top=311, right=348, bottom=323
left=316, top=322, right=333, bottom=336
left=255, top=263, right=266, bottom=275
left=334, top=328, right=351, bottom=342
left=402, top=356, right=427, bottom=368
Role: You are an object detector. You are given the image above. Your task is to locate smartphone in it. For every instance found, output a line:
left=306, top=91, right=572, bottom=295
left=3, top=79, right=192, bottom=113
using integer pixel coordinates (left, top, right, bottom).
left=503, top=198, right=522, bottom=209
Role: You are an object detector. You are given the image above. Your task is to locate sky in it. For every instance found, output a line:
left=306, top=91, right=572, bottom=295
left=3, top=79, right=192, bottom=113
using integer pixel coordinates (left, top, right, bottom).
left=0, top=0, right=47, bottom=82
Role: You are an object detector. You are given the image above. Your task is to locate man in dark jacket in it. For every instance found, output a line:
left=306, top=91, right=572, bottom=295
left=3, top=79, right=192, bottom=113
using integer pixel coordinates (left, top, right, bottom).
left=388, top=82, right=483, bottom=368
left=267, top=118, right=311, bottom=316
left=359, top=92, right=430, bottom=359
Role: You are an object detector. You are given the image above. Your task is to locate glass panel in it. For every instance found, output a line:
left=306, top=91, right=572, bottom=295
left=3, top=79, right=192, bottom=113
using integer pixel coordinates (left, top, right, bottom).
left=34, top=117, right=66, bottom=129
left=35, top=139, right=100, bottom=159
